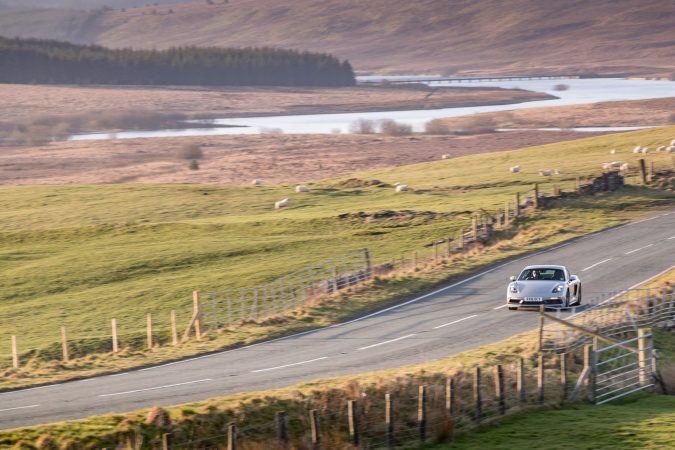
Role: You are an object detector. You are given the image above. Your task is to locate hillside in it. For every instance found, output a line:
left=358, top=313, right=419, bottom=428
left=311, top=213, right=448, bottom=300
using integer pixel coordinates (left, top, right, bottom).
left=0, top=0, right=674, bottom=76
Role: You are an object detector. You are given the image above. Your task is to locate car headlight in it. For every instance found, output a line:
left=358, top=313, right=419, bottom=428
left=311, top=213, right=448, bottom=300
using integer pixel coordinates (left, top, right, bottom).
left=509, top=284, right=518, bottom=293
left=552, top=284, right=565, bottom=294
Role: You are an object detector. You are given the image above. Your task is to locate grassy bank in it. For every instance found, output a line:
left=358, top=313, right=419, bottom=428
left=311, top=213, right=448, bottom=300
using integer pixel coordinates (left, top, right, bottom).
left=427, top=395, right=675, bottom=450
left=0, top=127, right=673, bottom=388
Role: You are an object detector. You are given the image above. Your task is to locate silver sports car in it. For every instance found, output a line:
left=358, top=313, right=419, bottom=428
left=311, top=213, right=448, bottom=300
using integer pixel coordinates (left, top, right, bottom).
left=506, top=265, right=581, bottom=310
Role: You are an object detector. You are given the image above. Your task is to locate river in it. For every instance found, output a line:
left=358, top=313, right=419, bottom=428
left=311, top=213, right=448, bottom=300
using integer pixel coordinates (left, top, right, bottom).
left=70, top=77, right=675, bottom=141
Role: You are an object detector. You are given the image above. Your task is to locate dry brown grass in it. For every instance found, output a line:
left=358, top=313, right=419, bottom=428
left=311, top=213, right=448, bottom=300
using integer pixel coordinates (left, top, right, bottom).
left=0, top=130, right=609, bottom=186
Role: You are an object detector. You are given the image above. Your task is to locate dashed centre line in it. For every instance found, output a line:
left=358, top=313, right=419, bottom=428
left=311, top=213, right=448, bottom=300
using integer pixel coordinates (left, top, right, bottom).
left=251, top=357, right=329, bottom=373
left=99, top=379, right=212, bottom=397
left=357, top=334, right=416, bottom=351
left=433, top=315, right=479, bottom=329
left=625, top=243, right=654, bottom=255
left=581, top=258, right=613, bottom=272
left=0, top=404, right=40, bottom=413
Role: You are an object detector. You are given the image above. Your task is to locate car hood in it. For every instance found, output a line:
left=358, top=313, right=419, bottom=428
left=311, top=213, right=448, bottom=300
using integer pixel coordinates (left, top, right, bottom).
left=514, top=281, right=564, bottom=297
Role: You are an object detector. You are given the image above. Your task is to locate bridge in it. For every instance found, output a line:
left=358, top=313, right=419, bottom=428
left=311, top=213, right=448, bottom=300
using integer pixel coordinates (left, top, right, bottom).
left=358, top=75, right=581, bottom=84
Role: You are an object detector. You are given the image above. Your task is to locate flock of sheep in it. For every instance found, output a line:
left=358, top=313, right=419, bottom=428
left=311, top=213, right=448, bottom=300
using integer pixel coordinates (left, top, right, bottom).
left=261, top=139, right=675, bottom=210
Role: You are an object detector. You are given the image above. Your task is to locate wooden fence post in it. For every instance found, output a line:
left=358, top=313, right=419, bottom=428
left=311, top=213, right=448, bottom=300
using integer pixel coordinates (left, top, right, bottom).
left=517, top=358, right=525, bottom=406
left=227, top=424, right=237, bottom=450
left=446, top=376, right=456, bottom=415
left=458, top=229, right=464, bottom=249
left=418, top=385, right=427, bottom=443
left=560, top=353, right=568, bottom=400
left=61, top=326, right=69, bottom=363
left=538, top=305, right=545, bottom=352
left=472, top=216, right=478, bottom=240
left=473, top=367, right=482, bottom=422
left=385, top=393, right=394, bottom=449
left=309, top=409, right=320, bottom=448
left=538, top=354, right=545, bottom=404
left=433, top=242, right=439, bottom=261
left=584, top=344, right=596, bottom=403
left=446, top=236, right=452, bottom=256
left=533, top=184, right=539, bottom=209
left=111, top=318, right=119, bottom=354
left=348, top=400, right=359, bottom=446
left=11, top=335, right=18, bottom=369
left=146, top=313, right=153, bottom=349
left=504, top=201, right=510, bottom=226
left=363, top=248, right=372, bottom=278
left=170, top=311, right=178, bottom=346
left=161, top=433, right=171, bottom=450
left=193, top=291, right=202, bottom=340
left=276, top=411, right=288, bottom=447
left=639, top=158, right=647, bottom=185
left=494, top=365, right=505, bottom=415
left=515, top=193, right=520, bottom=217
left=332, top=266, right=339, bottom=292
left=638, top=328, right=652, bottom=386
left=412, top=251, right=418, bottom=271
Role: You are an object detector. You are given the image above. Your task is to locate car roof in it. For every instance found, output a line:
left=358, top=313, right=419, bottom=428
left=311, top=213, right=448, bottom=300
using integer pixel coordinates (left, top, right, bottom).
left=521, top=265, right=567, bottom=271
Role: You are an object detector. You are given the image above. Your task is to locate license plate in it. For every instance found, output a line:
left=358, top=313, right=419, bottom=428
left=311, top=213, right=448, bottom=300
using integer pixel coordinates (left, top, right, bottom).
left=525, top=297, right=543, bottom=302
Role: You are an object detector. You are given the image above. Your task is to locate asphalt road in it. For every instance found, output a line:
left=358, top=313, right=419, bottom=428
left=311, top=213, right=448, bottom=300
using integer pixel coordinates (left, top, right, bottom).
left=1, top=211, right=673, bottom=430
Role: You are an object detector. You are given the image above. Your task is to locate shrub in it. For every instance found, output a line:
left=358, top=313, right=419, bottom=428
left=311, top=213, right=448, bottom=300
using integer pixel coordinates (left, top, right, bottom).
left=424, top=119, right=452, bottom=135
left=456, top=115, right=497, bottom=135
left=379, top=119, right=413, bottom=136
left=189, top=159, right=200, bottom=170
left=349, top=119, right=376, bottom=134
left=177, top=144, right=204, bottom=160
left=553, top=83, right=570, bottom=91
left=667, top=112, right=675, bottom=124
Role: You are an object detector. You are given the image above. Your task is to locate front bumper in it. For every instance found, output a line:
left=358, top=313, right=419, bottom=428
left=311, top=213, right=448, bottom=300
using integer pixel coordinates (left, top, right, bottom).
left=507, top=297, right=564, bottom=309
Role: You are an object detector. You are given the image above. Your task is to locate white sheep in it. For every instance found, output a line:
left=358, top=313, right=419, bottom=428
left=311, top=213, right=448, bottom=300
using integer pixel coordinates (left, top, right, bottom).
left=395, top=184, right=409, bottom=192
left=394, top=182, right=401, bottom=187
left=633, top=145, right=642, bottom=154
left=610, top=149, right=617, bottom=154
left=554, top=169, right=563, bottom=175
left=442, top=154, right=451, bottom=160
left=539, top=169, right=552, bottom=176
left=274, top=198, right=289, bottom=209
left=657, top=146, right=666, bottom=152
left=667, top=146, right=675, bottom=153
left=620, top=163, right=630, bottom=171
left=610, top=161, right=624, bottom=168
left=251, top=179, right=264, bottom=186
left=671, top=139, right=675, bottom=146
left=295, top=185, right=310, bottom=193
left=641, top=147, right=649, bottom=154
left=510, top=165, right=521, bottom=173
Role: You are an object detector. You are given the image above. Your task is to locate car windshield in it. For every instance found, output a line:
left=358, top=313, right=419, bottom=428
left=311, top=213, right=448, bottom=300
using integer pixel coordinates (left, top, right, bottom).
left=518, top=268, right=566, bottom=281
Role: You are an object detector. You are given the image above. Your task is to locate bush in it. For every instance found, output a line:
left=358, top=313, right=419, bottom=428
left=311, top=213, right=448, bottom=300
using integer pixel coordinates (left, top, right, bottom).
left=667, top=112, right=675, bottom=124
left=424, top=119, right=452, bottom=135
left=379, top=119, right=413, bottom=136
left=349, top=119, right=376, bottom=134
left=553, top=83, right=570, bottom=91
left=188, top=159, right=200, bottom=170
left=177, top=144, right=204, bottom=160
left=456, top=116, right=497, bottom=135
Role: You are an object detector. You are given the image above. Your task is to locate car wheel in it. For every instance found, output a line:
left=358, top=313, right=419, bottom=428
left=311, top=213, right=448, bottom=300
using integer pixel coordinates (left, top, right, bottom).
left=576, top=286, right=582, bottom=305
left=565, top=291, right=571, bottom=308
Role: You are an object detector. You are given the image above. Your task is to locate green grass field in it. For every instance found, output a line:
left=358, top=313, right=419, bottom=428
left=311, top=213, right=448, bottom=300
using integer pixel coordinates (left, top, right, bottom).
left=0, top=127, right=673, bottom=373
left=428, top=395, right=675, bottom=450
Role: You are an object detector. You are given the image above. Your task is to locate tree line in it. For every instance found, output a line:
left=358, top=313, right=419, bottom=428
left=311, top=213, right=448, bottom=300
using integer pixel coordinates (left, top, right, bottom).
left=0, top=36, right=356, bottom=86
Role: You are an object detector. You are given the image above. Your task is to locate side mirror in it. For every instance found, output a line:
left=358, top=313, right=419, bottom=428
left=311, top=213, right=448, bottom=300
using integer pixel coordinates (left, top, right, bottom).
left=570, top=275, right=578, bottom=282
left=509, top=276, right=516, bottom=282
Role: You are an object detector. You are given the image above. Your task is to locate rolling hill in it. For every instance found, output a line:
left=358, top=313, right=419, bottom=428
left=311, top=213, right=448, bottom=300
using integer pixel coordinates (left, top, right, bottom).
left=0, top=0, right=673, bottom=76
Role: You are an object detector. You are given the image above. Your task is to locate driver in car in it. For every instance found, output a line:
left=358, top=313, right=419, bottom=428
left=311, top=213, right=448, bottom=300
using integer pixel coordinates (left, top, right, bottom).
left=530, top=269, right=540, bottom=280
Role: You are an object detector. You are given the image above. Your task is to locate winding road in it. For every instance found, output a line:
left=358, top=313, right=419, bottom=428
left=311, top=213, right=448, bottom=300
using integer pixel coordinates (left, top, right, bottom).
left=1, top=211, right=674, bottom=430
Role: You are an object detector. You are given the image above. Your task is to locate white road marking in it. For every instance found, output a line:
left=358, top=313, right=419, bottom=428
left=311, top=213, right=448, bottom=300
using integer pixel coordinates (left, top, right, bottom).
left=98, top=379, right=212, bottom=397
left=433, top=315, right=479, bottom=329
left=357, top=334, right=416, bottom=351
left=0, top=404, right=40, bottom=413
left=493, top=304, right=509, bottom=310
left=581, top=258, right=613, bottom=272
left=627, top=216, right=659, bottom=225
left=668, top=236, right=675, bottom=240
left=251, top=357, right=329, bottom=373
left=625, top=243, right=654, bottom=255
